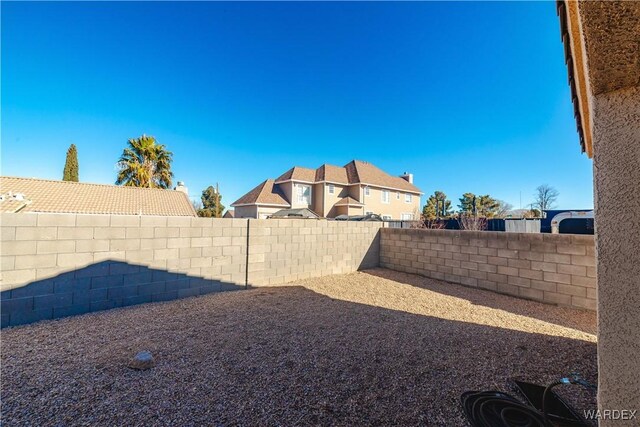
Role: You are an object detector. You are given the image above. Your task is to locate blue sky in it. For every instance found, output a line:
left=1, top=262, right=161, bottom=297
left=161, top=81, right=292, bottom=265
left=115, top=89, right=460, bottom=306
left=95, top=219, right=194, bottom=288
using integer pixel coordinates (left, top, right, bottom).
left=1, top=1, right=593, bottom=210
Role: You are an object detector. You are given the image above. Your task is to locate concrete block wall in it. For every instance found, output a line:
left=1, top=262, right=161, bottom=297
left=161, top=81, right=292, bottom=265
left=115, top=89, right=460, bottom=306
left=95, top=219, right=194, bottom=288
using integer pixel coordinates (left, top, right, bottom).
left=0, top=213, right=382, bottom=327
left=247, top=219, right=381, bottom=286
left=380, top=228, right=596, bottom=311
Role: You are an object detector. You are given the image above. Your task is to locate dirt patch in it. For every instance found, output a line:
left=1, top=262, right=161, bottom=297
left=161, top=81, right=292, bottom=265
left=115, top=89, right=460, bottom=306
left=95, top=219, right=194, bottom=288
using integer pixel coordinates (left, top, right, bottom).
left=1, top=268, right=597, bottom=426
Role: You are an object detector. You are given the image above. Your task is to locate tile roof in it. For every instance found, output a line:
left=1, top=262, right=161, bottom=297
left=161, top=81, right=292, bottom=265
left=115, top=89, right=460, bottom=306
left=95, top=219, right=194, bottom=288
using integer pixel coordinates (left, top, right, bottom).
left=231, top=179, right=290, bottom=207
left=0, top=176, right=197, bottom=216
left=334, top=196, right=364, bottom=207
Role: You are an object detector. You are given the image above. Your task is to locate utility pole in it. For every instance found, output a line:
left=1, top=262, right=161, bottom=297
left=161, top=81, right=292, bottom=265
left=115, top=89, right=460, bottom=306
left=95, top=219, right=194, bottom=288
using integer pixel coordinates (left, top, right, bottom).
left=519, top=191, right=522, bottom=210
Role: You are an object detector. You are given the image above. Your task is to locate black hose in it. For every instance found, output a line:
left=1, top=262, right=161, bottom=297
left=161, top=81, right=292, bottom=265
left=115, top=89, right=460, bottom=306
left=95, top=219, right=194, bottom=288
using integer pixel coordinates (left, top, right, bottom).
left=462, top=375, right=596, bottom=427
left=461, top=391, right=547, bottom=427
left=541, top=381, right=564, bottom=426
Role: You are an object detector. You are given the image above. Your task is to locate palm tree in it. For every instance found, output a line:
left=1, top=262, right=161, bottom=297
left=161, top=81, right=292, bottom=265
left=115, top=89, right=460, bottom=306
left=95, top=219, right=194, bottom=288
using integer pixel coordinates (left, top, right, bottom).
left=116, top=135, right=174, bottom=189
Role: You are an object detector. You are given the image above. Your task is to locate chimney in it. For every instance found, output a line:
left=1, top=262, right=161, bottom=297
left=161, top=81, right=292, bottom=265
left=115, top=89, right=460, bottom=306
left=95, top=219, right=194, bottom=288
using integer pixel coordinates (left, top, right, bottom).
left=400, top=172, right=414, bottom=184
left=174, top=181, right=188, bottom=196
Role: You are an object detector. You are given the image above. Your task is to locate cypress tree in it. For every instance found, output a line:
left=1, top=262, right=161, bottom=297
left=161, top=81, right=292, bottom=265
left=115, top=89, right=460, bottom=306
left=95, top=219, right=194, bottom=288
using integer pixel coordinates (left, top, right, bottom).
left=63, top=144, right=79, bottom=182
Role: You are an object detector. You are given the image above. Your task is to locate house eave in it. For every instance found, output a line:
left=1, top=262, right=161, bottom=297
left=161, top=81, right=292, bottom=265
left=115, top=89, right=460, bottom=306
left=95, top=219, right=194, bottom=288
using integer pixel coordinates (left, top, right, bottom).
left=231, top=202, right=291, bottom=208
left=557, top=0, right=594, bottom=158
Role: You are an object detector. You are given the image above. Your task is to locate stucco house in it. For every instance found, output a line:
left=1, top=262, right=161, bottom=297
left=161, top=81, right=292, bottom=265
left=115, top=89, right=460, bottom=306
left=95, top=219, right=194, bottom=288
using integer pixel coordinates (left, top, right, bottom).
left=231, top=160, right=422, bottom=219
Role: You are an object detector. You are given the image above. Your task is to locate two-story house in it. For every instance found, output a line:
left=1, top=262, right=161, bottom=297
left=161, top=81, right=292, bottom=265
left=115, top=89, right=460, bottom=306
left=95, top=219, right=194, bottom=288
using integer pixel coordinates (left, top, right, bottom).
left=231, top=160, right=422, bottom=219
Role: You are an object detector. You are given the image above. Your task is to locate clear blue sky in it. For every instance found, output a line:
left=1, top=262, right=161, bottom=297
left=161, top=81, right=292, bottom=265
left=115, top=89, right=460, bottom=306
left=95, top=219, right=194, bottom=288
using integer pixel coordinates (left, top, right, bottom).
left=1, top=1, right=593, bottom=210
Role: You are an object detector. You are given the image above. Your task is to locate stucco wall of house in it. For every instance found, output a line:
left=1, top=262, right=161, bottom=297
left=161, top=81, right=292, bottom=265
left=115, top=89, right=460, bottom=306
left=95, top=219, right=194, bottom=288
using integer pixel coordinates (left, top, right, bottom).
left=256, top=206, right=284, bottom=219
left=286, top=182, right=313, bottom=209
left=348, top=185, right=362, bottom=204
left=234, top=205, right=258, bottom=219
left=362, top=186, right=420, bottom=219
left=280, top=182, right=294, bottom=207
left=324, top=184, right=354, bottom=218
left=592, top=85, right=640, bottom=419
left=312, top=183, right=324, bottom=216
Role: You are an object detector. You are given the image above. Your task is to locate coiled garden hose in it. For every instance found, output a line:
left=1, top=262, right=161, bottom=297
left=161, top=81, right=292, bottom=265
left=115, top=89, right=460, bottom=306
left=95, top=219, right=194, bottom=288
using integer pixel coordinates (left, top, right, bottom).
left=461, top=374, right=597, bottom=427
left=461, top=390, right=547, bottom=427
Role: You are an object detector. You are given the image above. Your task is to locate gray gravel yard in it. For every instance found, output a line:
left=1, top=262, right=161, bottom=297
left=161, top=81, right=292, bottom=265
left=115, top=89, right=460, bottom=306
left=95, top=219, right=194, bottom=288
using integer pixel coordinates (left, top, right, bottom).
left=1, top=268, right=597, bottom=426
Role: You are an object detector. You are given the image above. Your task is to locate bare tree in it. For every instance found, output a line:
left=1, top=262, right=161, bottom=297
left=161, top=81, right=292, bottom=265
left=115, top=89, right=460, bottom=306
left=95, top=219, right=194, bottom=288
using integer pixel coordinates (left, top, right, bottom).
left=409, top=208, right=426, bottom=229
left=532, top=185, right=559, bottom=213
left=495, top=200, right=514, bottom=218
left=423, top=219, right=446, bottom=229
left=457, top=214, right=488, bottom=231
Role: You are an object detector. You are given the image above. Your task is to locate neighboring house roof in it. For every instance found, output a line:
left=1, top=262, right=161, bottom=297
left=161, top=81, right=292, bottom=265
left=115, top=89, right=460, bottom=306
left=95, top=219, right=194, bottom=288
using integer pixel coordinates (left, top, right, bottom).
left=223, top=209, right=235, bottom=218
left=231, top=179, right=290, bottom=207
left=275, top=167, right=316, bottom=183
left=0, top=198, right=30, bottom=213
left=334, top=196, right=364, bottom=207
left=233, top=159, right=422, bottom=208
left=269, top=208, right=319, bottom=219
left=315, top=164, right=349, bottom=184
left=0, top=176, right=197, bottom=216
left=344, top=160, right=421, bottom=193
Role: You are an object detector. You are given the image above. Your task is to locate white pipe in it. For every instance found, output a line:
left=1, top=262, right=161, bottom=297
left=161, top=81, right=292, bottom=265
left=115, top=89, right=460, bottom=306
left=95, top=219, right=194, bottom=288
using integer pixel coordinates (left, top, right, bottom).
left=550, top=210, right=594, bottom=233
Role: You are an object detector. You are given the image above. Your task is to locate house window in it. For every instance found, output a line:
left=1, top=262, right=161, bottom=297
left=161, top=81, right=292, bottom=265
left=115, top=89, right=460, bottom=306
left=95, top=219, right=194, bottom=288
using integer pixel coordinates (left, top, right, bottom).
left=401, top=213, right=413, bottom=220
left=381, top=190, right=389, bottom=204
left=328, top=184, right=335, bottom=194
left=364, top=186, right=370, bottom=196
left=296, top=184, right=311, bottom=205
left=405, top=193, right=412, bottom=203
left=396, top=192, right=400, bottom=200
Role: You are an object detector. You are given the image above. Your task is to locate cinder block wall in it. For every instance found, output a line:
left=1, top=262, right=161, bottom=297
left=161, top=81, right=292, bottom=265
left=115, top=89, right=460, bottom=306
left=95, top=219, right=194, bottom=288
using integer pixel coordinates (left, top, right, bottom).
left=380, top=228, right=596, bottom=311
left=0, top=213, right=382, bottom=327
left=248, top=219, right=381, bottom=286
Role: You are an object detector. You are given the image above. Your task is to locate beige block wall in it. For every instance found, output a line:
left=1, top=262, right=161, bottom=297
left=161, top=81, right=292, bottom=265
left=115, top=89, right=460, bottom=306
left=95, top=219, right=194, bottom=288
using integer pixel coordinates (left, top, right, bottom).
left=380, top=228, right=596, bottom=311
left=248, top=219, right=381, bottom=286
left=0, top=213, right=382, bottom=326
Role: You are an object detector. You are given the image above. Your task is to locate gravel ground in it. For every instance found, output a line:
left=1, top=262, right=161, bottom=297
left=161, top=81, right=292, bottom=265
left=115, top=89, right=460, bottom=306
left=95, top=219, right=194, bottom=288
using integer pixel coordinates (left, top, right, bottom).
left=1, top=268, right=597, bottom=426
